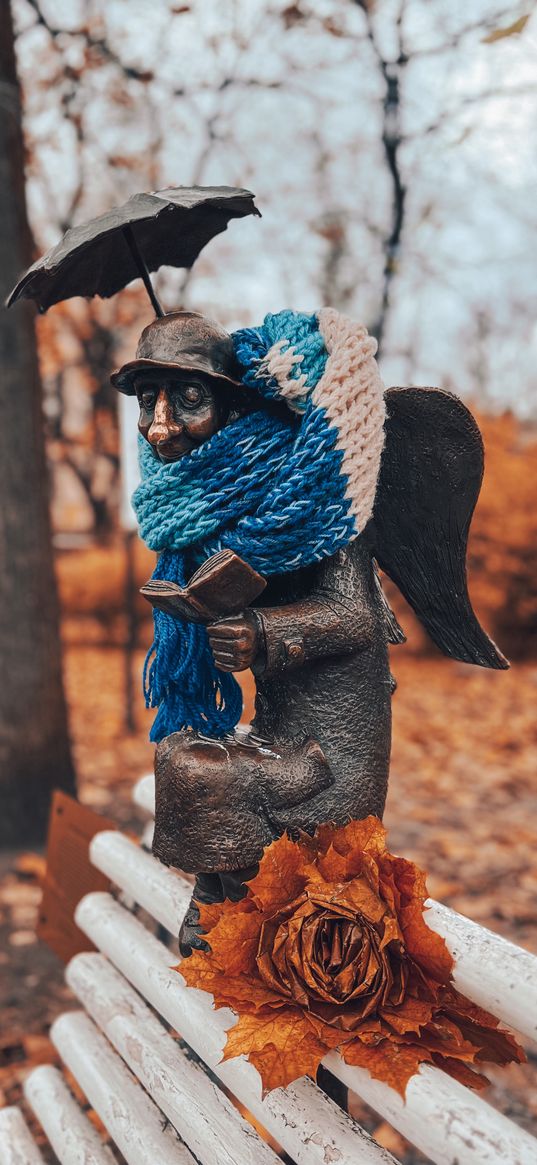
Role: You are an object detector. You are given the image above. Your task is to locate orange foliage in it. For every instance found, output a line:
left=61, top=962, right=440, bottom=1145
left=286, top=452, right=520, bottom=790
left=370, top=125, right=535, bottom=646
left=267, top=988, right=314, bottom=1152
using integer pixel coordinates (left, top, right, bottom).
left=180, top=820, right=523, bottom=1095
left=383, top=412, right=537, bottom=660
left=470, top=413, right=537, bottom=658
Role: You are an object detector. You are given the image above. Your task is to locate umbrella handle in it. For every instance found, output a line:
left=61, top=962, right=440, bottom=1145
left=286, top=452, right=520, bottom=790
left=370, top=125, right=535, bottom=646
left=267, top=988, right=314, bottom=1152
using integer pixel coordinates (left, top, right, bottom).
left=122, top=225, right=165, bottom=317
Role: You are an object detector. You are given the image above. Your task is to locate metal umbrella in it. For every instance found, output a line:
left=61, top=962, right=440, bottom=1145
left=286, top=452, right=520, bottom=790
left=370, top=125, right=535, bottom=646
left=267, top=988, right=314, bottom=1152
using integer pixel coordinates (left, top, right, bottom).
left=7, top=185, right=260, bottom=316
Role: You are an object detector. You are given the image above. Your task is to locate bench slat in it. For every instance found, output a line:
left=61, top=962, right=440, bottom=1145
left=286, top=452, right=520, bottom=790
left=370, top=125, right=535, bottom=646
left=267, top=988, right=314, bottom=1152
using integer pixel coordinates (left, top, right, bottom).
left=66, top=952, right=283, bottom=1165
left=424, top=899, right=537, bottom=1043
left=76, top=890, right=537, bottom=1165
left=91, top=826, right=537, bottom=1044
left=76, top=892, right=401, bottom=1165
left=24, top=1065, right=116, bottom=1165
left=140, top=820, right=154, bottom=851
left=91, top=831, right=190, bottom=934
left=0, top=1107, right=46, bottom=1164
left=51, top=1012, right=196, bottom=1165
left=327, top=1051, right=537, bottom=1165
left=133, top=774, right=155, bottom=816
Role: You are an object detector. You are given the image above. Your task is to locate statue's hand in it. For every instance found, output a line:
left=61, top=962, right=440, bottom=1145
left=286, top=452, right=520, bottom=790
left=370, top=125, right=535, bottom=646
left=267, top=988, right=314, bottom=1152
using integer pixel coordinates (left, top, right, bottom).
left=207, top=610, right=262, bottom=672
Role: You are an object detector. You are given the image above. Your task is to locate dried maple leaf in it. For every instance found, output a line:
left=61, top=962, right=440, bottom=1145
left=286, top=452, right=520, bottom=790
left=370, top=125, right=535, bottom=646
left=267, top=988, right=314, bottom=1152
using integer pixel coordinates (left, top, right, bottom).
left=179, top=818, right=525, bottom=1096
left=224, top=1008, right=329, bottom=1090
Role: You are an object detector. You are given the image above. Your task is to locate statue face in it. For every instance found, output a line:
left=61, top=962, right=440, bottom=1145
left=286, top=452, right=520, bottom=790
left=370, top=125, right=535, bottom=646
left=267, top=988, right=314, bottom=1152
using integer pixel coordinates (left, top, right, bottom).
left=135, top=370, right=227, bottom=462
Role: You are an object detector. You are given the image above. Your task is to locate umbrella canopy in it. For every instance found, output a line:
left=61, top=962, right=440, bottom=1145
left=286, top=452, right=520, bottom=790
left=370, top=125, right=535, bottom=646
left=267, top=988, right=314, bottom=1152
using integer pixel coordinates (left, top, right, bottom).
left=7, top=185, right=260, bottom=314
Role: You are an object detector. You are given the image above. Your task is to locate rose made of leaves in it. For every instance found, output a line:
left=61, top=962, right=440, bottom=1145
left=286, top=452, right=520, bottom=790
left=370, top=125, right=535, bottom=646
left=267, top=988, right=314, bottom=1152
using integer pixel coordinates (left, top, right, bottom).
left=179, top=818, right=524, bottom=1095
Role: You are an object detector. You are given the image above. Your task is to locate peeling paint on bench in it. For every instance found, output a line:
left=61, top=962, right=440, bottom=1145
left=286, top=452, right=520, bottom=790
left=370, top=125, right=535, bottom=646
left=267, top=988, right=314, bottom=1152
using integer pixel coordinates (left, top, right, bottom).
left=75, top=888, right=537, bottom=1165
left=0, top=1107, right=46, bottom=1165
left=24, top=1065, right=116, bottom=1165
left=3, top=771, right=536, bottom=1165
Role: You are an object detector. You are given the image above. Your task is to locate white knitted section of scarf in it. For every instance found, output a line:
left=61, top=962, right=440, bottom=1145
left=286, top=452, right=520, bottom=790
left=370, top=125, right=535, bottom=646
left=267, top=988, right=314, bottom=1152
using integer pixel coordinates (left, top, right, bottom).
left=262, top=308, right=386, bottom=532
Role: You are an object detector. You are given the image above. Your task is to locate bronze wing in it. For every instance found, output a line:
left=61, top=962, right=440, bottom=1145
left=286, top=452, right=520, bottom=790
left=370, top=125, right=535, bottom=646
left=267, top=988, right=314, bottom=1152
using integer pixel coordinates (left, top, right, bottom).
left=369, top=386, right=508, bottom=669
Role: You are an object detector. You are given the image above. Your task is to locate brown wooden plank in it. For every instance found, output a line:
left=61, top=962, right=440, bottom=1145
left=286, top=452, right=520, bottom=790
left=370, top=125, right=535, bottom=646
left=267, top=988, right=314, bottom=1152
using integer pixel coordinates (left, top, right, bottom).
left=37, top=792, right=116, bottom=963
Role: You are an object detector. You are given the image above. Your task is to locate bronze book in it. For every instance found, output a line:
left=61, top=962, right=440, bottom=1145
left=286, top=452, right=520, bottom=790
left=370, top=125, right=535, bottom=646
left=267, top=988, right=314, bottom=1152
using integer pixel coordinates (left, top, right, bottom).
left=140, top=549, right=267, bottom=623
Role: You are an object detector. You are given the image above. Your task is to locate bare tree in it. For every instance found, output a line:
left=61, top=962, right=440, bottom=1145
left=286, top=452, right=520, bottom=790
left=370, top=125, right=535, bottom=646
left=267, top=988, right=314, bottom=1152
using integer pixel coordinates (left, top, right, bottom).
left=353, top=0, right=534, bottom=356
left=0, top=0, right=75, bottom=846
left=11, top=0, right=537, bottom=522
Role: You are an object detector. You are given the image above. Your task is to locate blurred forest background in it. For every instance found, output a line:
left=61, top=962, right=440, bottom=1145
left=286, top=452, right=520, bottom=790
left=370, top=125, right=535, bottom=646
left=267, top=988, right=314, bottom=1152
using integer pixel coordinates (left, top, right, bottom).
left=10, top=0, right=537, bottom=641
left=1, top=1, right=537, bottom=1156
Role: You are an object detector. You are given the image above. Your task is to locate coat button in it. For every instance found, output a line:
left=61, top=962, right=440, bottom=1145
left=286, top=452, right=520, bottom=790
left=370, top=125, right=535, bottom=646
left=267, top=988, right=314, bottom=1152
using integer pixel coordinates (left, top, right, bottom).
left=285, top=639, right=305, bottom=664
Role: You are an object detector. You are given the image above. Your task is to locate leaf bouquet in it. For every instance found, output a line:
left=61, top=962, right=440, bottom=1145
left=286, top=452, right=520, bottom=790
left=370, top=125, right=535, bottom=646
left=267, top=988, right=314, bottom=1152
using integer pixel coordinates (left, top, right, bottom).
left=179, top=818, right=523, bottom=1095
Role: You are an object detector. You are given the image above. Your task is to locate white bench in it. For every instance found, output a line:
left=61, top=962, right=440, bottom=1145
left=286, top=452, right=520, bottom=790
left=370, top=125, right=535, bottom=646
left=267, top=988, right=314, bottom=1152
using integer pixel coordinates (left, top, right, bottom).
left=3, top=773, right=537, bottom=1165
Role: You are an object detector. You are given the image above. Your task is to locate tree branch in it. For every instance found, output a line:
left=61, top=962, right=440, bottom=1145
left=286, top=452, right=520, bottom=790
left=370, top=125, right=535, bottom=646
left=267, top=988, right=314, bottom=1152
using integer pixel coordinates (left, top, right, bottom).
left=356, top=0, right=407, bottom=351
left=25, top=0, right=154, bottom=83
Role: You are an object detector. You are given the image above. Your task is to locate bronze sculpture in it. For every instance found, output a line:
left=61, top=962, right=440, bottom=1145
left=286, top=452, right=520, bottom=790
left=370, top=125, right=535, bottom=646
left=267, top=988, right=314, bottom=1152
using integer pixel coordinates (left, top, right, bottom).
left=8, top=187, right=511, bottom=1112
left=7, top=184, right=506, bottom=962
left=112, top=309, right=507, bottom=958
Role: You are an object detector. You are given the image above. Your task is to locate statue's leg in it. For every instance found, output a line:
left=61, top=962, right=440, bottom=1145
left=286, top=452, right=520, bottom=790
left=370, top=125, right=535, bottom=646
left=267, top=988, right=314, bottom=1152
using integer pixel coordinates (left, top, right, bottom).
left=179, top=872, right=220, bottom=957
left=179, top=867, right=258, bottom=957
left=219, top=865, right=258, bottom=901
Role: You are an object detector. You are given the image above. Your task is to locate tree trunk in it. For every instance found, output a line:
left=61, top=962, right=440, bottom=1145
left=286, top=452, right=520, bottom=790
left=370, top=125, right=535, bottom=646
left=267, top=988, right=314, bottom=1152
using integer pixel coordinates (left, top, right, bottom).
left=0, top=1, right=76, bottom=846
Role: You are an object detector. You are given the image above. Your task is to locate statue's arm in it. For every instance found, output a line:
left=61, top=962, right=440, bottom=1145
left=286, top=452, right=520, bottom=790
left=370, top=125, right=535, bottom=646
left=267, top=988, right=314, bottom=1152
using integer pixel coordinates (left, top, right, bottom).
left=207, top=543, right=377, bottom=674
left=255, top=556, right=375, bottom=674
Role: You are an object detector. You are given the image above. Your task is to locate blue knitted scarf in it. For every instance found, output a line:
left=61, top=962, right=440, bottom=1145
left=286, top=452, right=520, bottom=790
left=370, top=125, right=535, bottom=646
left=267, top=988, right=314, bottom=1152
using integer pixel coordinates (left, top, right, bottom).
left=132, top=309, right=385, bottom=742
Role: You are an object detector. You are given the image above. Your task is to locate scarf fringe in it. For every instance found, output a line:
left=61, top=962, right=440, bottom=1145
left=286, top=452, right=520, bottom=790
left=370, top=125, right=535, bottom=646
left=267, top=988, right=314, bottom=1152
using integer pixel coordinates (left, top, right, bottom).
left=144, top=551, right=243, bottom=742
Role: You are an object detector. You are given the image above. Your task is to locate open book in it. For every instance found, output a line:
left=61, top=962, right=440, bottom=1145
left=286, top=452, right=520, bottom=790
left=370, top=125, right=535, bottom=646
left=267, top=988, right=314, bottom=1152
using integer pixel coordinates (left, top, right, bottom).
left=140, top=549, right=267, bottom=623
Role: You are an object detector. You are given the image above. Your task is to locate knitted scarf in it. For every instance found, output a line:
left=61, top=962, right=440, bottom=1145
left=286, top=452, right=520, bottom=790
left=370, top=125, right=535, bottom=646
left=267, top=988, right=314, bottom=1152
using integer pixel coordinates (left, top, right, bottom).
left=132, top=308, right=385, bottom=742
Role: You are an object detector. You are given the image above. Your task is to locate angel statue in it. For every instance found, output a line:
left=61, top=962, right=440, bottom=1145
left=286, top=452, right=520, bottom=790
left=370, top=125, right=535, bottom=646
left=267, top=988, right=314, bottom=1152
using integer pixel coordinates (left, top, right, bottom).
left=111, top=306, right=507, bottom=958
left=7, top=185, right=506, bottom=962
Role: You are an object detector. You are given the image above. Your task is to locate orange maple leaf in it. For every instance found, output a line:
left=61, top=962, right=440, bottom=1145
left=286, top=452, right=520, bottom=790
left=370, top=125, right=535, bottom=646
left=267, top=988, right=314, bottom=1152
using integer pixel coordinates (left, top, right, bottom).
left=179, top=818, right=524, bottom=1095
left=224, top=1008, right=330, bottom=1091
